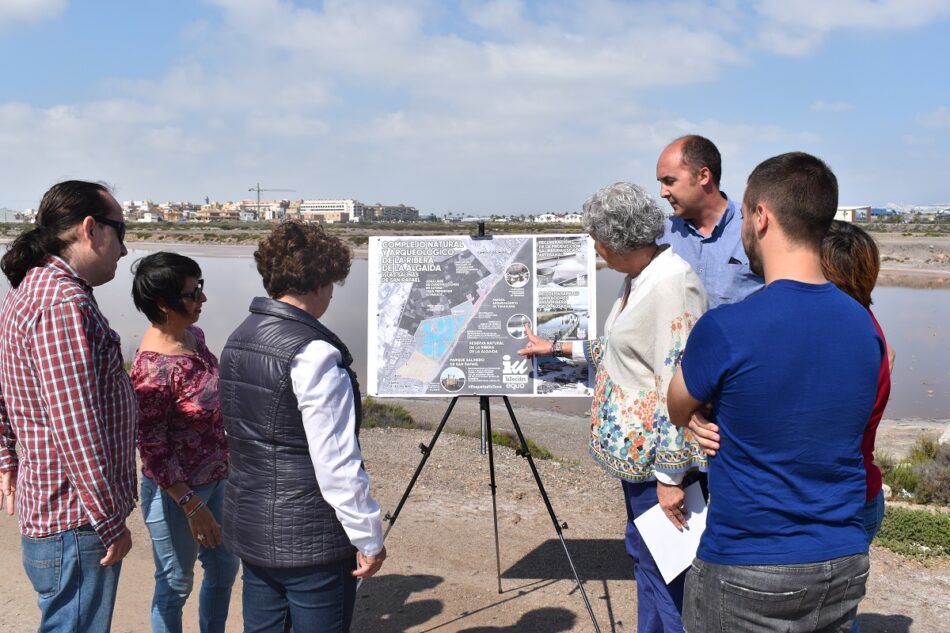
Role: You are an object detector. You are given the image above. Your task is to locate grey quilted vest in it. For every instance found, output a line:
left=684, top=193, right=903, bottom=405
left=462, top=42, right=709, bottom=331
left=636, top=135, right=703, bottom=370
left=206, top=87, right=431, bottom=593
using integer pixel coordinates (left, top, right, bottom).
left=219, top=296, right=363, bottom=568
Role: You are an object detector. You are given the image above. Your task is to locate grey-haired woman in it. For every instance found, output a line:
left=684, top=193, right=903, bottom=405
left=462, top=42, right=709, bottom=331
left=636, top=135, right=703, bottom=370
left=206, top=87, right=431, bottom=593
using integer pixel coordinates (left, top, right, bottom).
left=519, top=182, right=708, bottom=633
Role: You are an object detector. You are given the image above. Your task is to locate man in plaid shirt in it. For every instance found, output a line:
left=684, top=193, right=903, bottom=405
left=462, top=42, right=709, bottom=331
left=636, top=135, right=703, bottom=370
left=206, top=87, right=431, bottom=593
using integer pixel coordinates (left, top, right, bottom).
left=0, top=181, right=137, bottom=633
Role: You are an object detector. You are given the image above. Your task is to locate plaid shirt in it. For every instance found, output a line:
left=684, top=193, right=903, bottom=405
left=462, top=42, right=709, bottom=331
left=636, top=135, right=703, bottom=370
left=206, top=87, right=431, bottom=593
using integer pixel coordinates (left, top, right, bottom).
left=0, top=256, right=137, bottom=547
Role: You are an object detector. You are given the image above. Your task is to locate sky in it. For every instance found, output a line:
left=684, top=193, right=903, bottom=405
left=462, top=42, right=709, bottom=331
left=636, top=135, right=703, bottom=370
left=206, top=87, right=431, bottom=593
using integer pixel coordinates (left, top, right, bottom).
left=1, top=0, right=949, bottom=215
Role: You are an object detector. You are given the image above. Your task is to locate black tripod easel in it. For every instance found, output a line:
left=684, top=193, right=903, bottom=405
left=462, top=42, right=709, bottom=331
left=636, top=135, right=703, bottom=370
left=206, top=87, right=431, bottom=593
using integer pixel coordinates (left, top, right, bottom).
left=382, top=394, right=602, bottom=633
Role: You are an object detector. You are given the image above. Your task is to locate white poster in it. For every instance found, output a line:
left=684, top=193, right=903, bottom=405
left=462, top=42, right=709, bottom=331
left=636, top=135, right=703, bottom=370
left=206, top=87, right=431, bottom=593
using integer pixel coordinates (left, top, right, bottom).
left=367, top=234, right=596, bottom=397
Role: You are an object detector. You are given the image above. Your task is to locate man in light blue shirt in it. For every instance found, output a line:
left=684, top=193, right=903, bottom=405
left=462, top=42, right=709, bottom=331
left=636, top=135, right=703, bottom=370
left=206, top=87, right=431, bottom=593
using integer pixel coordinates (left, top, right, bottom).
left=655, top=135, right=763, bottom=308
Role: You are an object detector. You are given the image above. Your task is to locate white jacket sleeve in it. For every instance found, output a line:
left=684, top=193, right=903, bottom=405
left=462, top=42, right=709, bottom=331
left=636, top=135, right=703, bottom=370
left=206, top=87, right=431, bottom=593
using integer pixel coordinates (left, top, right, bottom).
left=290, top=340, right=384, bottom=556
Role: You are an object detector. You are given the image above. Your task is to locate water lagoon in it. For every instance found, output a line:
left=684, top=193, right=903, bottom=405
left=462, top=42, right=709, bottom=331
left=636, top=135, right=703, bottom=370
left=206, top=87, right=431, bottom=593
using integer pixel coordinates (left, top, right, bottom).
left=0, top=244, right=945, bottom=420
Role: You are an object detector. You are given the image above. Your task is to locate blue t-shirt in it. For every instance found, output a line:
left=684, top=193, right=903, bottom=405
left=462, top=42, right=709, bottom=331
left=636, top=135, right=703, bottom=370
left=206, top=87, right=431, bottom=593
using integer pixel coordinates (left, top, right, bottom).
left=681, top=280, right=882, bottom=565
left=657, top=196, right=764, bottom=309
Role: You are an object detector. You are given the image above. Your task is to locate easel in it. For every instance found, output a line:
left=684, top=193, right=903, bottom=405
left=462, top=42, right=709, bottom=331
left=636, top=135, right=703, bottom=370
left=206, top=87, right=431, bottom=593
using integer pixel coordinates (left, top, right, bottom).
left=382, top=396, right=601, bottom=632
left=381, top=223, right=602, bottom=632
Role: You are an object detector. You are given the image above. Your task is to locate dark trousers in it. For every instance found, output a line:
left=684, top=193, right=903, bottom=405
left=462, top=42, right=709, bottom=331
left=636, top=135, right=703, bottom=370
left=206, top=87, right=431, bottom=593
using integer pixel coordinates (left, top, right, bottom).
left=622, top=478, right=689, bottom=633
left=241, top=557, right=357, bottom=633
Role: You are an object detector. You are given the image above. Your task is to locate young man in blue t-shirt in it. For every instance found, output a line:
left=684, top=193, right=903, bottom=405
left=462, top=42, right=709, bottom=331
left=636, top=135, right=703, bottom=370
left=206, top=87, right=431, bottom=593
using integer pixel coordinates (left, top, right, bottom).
left=667, top=152, right=883, bottom=633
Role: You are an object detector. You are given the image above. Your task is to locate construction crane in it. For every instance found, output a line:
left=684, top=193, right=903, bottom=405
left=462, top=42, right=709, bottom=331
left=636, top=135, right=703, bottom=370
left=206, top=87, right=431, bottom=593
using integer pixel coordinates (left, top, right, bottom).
left=248, top=183, right=296, bottom=210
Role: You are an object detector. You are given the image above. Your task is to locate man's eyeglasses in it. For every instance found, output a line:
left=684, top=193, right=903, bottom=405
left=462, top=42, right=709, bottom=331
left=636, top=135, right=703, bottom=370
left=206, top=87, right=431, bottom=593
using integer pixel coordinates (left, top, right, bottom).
left=96, top=217, right=126, bottom=243
left=180, top=279, right=204, bottom=302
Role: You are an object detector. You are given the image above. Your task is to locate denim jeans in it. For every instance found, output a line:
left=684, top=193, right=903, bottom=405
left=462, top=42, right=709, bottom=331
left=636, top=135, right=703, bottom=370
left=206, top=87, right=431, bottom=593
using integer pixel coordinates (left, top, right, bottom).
left=241, top=558, right=358, bottom=633
left=141, top=477, right=240, bottom=633
left=858, top=491, right=885, bottom=545
left=683, top=553, right=870, bottom=633
left=21, top=524, right=122, bottom=633
left=851, top=492, right=885, bottom=633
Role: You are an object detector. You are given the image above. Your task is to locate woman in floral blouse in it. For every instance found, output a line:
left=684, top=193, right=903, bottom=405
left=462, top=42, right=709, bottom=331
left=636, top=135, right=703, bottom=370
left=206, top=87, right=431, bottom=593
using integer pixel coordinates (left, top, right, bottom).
left=131, top=252, right=238, bottom=633
left=519, top=182, right=708, bottom=633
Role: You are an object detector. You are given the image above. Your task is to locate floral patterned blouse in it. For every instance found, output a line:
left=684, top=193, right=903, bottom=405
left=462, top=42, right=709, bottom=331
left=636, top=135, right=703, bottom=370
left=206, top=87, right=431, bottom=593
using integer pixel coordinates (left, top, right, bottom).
left=585, top=248, right=708, bottom=483
left=131, top=326, right=228, bottom=489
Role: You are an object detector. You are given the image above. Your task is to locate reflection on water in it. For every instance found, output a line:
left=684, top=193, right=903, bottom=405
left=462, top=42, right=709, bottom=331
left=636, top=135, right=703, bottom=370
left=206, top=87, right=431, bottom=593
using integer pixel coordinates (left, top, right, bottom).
left=872, top=286, right=950, bottom=420
left=0, top=245, right=945, bottom=420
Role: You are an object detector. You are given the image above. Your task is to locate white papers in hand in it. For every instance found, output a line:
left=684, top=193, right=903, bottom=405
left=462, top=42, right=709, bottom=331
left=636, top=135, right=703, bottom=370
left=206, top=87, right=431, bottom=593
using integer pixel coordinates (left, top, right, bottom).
left=632, top=481, right=707, bottom=584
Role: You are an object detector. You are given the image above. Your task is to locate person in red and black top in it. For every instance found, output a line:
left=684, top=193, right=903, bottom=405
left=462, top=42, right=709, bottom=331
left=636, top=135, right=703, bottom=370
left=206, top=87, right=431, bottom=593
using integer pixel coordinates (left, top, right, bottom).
left=820, top=222, right=894, bottom=573
left=130, top=252, right=238, bottom=633
left=0, top=181, right=137, bottom=633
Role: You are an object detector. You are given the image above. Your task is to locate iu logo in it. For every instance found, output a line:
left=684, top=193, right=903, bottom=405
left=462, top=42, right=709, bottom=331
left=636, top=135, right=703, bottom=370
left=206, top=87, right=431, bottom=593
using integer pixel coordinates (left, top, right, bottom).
left=502, top=354, right=529, bottom=375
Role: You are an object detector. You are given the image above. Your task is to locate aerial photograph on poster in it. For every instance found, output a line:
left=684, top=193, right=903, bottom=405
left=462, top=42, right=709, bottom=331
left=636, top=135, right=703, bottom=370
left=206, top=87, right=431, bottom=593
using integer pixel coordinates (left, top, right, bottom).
left=368, top=235, right=596, bottom=397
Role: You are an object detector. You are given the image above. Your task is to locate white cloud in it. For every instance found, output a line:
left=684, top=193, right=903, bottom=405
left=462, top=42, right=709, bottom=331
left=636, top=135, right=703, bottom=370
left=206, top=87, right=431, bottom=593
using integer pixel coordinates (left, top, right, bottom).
left=246, top=113, right=330, bottom=139
left=754, top=0, right=950, bottom=55
left=916, top=106, right=950, bottom=128
left=756, top=0, right=950, bottom=31
left=810, top=100, right=853, bottom=113
left=0, top=0, right=65, bottom=29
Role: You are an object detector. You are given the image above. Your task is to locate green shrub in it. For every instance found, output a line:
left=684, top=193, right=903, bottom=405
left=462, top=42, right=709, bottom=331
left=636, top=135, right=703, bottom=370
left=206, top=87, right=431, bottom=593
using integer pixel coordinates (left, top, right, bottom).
left=349, top=236, right=369, bottom=247
left=361, top=397, right=416, bottom=429
left=879, top=437, right=950, bottom=504
left=453, top=427, right=555, bottom=461
left=492, top=431, right=555, bottom=461
left=909, top=435, right=940, bottom=464
left=913, top=444, right=950, bottom=506
left=884, top=462, right=921, bottom=497
left=875, top=505, right=950, bottom=561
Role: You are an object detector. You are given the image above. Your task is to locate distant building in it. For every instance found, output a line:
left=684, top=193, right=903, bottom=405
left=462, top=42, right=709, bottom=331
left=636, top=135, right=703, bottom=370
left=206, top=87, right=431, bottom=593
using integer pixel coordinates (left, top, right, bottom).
left=535, top=212, right=583, bottom=224
left=123, top=199, right=156, bottom=221
left=197, top=202, right=240, bottom=222
left=138, top=212, right=164, bottom=223
left=361, top=203, right=419, bottom=222
left=240, top=199, right=288, bottom=222
left=835, top=206, right=870, bottom=222
left=299, top=199, right=359, bottom=223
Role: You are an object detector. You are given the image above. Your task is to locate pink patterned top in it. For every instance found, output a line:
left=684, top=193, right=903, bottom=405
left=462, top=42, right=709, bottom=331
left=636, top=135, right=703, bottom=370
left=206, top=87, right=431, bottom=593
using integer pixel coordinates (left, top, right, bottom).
left=131, top=326, right=229, bottom=489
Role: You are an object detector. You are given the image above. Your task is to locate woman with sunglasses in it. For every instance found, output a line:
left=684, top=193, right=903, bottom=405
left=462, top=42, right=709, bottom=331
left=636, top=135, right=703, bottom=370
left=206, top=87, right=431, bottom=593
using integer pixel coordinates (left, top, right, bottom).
left=130, top=252, right=239, bottom=633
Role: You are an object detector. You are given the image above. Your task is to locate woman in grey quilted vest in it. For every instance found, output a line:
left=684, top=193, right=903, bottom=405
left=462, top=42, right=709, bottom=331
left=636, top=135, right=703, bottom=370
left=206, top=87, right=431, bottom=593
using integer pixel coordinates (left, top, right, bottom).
left=219, top=222, right=386, bottom=632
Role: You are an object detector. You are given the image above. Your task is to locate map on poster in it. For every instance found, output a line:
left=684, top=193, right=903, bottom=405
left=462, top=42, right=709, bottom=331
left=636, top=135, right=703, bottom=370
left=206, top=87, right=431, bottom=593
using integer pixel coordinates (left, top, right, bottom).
left=367, top=234, right=596, bottom=397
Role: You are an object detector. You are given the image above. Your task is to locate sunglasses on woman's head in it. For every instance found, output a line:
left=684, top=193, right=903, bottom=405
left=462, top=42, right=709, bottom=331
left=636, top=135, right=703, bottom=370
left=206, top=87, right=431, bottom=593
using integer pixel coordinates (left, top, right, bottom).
left=180, top=279, right=204, bottom=302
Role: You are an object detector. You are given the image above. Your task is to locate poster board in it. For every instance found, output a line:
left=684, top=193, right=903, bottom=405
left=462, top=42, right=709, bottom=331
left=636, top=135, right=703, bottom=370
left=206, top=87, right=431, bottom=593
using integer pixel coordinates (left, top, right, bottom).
left=367, top=234, right=596, bottom=397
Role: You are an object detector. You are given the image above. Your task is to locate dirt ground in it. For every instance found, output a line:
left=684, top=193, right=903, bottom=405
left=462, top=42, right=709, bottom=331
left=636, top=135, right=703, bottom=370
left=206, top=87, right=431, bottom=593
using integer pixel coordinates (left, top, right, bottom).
left=1, top=408, right=948, bottom=633
left=874, top=233, right=950, bottom=288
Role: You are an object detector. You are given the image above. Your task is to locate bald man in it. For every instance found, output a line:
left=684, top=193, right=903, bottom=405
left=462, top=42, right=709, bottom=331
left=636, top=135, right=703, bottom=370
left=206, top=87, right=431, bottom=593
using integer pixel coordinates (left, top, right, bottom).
left=656, top=135, right=763, bottom=308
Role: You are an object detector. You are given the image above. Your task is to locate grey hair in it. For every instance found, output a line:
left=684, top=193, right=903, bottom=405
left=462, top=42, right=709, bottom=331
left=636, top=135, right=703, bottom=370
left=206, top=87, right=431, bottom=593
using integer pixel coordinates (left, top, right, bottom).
left=582, top=182, right=665, bottom=253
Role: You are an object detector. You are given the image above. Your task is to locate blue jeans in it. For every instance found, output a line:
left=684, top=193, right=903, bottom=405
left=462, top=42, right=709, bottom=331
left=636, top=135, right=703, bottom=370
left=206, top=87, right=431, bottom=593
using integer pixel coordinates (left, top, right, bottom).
left=858, top=491, right=885, bottom=544
left=141, top=477, right=239, bottom=633
left=21, top=524, right=122, bottom=633
left=241, top=558, right=358, bottom=633
left=622, top=479, right=687, bottom=633
left=851, top=491, right=885, bottom=633
left=684, top=553, right=870, bottom=633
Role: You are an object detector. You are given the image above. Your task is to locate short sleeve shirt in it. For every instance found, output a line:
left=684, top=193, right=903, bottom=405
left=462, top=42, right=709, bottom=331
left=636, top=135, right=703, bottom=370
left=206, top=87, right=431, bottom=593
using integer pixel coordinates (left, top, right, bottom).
left=681, top=280, right=882, bottom=565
